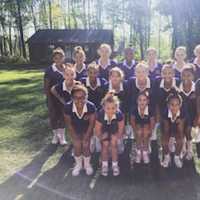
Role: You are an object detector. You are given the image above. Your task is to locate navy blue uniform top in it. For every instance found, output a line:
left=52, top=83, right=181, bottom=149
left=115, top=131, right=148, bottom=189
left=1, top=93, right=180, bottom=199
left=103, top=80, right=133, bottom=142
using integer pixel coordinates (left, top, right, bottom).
left=75, top=64, right=87, bottom=81
left=102, top=81, right=129, bottom=113
left=131, top=106, right=155, bottom=126
left=148, top=63, right=163, bottom=80
left=64, top=100, right=96, bottom=134
left=153, top=77, right=180, bottom=114
left=96, top=109, right=124, bottom=135
left=54, top=81, right=72, bottom=103
left=179, top=82, right=197, bottom=125
left=80, top=77, right=107, bottom=110
left=127, top=77, right=155, bottom=112
left=96, top=59, right=117, bottom=80
left=118, top=60, right=137, bottom=80
left=196, top=79, right=200, bottom=96
left=44, top=64, right=64, bottom=88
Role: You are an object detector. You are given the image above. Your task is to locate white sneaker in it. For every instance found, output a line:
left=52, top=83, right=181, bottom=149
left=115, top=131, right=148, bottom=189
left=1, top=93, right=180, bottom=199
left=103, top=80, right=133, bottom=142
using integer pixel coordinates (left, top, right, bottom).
left=135, top=149, right=142, bottom=163
left=112, top=165, right=120, bottom=176
left=51, top=130, right=59, bottom=144
left=83, top=156, right=93, bottom=175
left=57, top=129, right=67, bottom=145
left=101, top=164, right=108, bottom=176
left=143, top=151, right=150, bottom=164
left=186, top=141, right=193, bottom=160
left=162, top=154, right=171, bottom=168
left=72, top=156, right=82, bottom=176
left=174, top=155, right=183, bottom=168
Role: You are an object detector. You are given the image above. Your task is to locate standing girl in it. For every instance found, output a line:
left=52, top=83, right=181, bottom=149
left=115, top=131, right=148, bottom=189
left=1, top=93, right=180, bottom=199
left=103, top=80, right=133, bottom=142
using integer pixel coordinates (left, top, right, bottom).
left=97, top=43, right=117, bottom=80
left=146, top=47, right=162, bottom=80
left=44, top=47, right=66, bottom=145
left=64, top=85, right=96, bottom=176
left=95, top=92, right=125, bottom=176
left=131, top=91, right=155, bottom=164
left=173, top=46, right=187, bottom=79
left=73, top=46, right=87, bottom=81
left=193, top=44, right=200, bottom=80
left=118, top=47, right=137, bottom=80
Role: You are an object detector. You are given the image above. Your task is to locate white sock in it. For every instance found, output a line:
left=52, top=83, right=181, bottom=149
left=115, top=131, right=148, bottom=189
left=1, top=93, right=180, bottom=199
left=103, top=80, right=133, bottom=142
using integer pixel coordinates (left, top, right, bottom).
left=112, top=161, right=118, bottom=167
left=53, top=129, right=58, bottom=135
left=58, top=128, right=65, bottom=134
left=75, top=156, right=82, bottom=166
left=84, top=156, right=91, bottom=166
left=102, top=161, right=108, bottom=167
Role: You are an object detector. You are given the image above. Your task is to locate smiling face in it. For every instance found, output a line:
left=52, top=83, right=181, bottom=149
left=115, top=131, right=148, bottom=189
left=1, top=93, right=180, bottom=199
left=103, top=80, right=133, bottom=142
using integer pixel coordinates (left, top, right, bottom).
left=104, top=102, right=118, bottom=118
left=74, top=52, right=85, bottom=65
left=73, top=90, right=87, bottom=108
left=135, top=66, right=148, bottom=81
left=175, top=49, right=186, bottom=62
left=181, top=69, right=194, bottom=84
left=137, top=94, right=148, bottom=109
left=109, top=71, right=122, bottom=87
left=53, top=53, right=65, bottom=66
left=147, top=49, right=157, bottom=62
left=88, top=67, right=98, bottom=82
left=161, top=66, right=174, bottom=83
left=98, top=46, right=111, bottom=59
left=64, top=68, right=76, bottom=85
left=124, top=48, right=134, bottom=63
left=168, top=98, right=181, bottom=116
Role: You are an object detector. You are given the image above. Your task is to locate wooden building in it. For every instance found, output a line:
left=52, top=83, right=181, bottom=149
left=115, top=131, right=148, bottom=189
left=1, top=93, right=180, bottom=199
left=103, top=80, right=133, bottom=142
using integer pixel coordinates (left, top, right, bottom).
left=27, top=29, right=114, bottom=64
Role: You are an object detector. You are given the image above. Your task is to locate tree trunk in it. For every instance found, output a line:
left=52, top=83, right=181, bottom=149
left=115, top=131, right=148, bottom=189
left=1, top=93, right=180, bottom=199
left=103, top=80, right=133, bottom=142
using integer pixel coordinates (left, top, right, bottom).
left=16, top=0, right=26, bottom=58
left=48, top=0, right=53, bottom=29
left=31, top=3, right=37, bottom=31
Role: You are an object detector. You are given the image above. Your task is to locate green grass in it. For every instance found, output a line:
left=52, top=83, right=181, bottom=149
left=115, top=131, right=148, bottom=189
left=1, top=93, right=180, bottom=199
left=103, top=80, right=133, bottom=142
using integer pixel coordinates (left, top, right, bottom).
left=0, top=67, right=66, bottom=183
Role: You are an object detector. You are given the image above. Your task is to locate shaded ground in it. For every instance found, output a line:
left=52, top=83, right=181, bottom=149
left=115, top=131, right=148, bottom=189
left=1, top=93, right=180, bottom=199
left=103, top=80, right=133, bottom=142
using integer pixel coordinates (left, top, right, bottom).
left=0, top=66, right=200, bottom=200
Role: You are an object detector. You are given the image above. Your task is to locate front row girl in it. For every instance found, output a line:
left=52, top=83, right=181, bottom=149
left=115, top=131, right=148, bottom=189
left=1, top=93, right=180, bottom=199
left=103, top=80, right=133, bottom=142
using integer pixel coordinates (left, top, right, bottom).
left=64, top=84, right=96, bottom=176
left=95, top=92, right=125, bottom=176
left=161, top=93, right=186, bottom=168
left=131, top=91, right=155, bottom=164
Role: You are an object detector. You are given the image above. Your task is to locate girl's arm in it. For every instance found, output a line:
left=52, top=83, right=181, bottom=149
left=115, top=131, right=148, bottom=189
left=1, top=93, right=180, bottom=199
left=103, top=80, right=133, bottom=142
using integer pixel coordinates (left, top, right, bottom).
left=130, top=115, right=137, bottom=132
left=64, top=114, right=78, bottom=141
left=51, top=85, right=65, bottom=105
left=83, top=113, right=96, bottom=141
left=116, top=119, right=125, bottom=139
left=94, top=120, right=103, bottom=140
left=150, top=116, right=156, bottom=135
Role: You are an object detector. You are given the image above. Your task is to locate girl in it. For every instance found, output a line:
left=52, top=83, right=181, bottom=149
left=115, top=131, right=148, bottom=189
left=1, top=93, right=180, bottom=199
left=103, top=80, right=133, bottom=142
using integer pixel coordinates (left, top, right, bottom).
left=80, top=62, right=107, bottom=110
left=179, top=65, right=197, bottom=160
left=95, top=92, right=125, bottom=176
left=64, top=84, right=96, bottom=176
left=51, top=64, right=78, bottom=145
left=44, top=47, right=66, bottom=145
left=131, top=91, right=155, bottom=164
left=161, top=93, right=186, bottom=168
left=97, top=43, right=117, bottom=80
left=118, top=47, right=137, bottom=80
left=146, top=47, right=162, bottom=80
left=128, top=62, right=154, bottom=112
left=103, top=67, right=128, bottom=114
left=173, top=46, right=187, bottom=79
left=193, top=44, right=200, bottom=80
left=73, top=46, right=87, bottom=81
left=154, top=64, right=180, bottom=121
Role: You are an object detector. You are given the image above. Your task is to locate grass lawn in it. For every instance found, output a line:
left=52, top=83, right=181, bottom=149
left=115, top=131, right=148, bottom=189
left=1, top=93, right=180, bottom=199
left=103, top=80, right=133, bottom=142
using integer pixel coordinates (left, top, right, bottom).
left=0, top=66, right=66, bottom=184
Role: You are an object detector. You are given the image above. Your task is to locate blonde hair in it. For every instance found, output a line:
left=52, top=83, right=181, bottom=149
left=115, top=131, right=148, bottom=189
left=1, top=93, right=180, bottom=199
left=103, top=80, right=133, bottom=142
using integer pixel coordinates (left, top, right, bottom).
left=175, top=46, right=187, bottom=54
left=73, top=46, right=86, bottom=61
left=87, top=61, right=99, bottom=72
left=101, top=91, right=120, bottom=109
left=52, top=47, right=65, bottom=57
left=98, top=43, right=112, bottom=56
left=194, top=44, right=200, bottom=56
left=146, top=47, right=157, bottom=55
left=135, top=62, right=149, bottom=75
left=109, top=67, right=124, bottom=80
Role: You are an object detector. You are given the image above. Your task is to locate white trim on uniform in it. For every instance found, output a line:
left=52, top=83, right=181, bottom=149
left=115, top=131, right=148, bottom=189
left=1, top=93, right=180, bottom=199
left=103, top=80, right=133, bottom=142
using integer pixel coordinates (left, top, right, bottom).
left=98, top=59, right=111, bottom=70
left=138, top=106, right=149, bottom=117
left=72, top=102, right=88, bottom=119
left=179, top=82, right=195, bottom=96
left=135, top=77, right=151, bottom=90
left=52, top=63, right=64, bottom=75
left=86, top=77, right=101, bottom=90
left=160, top=78, right=178, bottom=92
left=104, top=113, right=117, bottom=124
left=168, top=109, right=180, bottom=122
left=109, top=81, right=124, bottom=92
left=123, top=60, right=136, bottom=69
left=75, top=63, right=86, bottom=74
